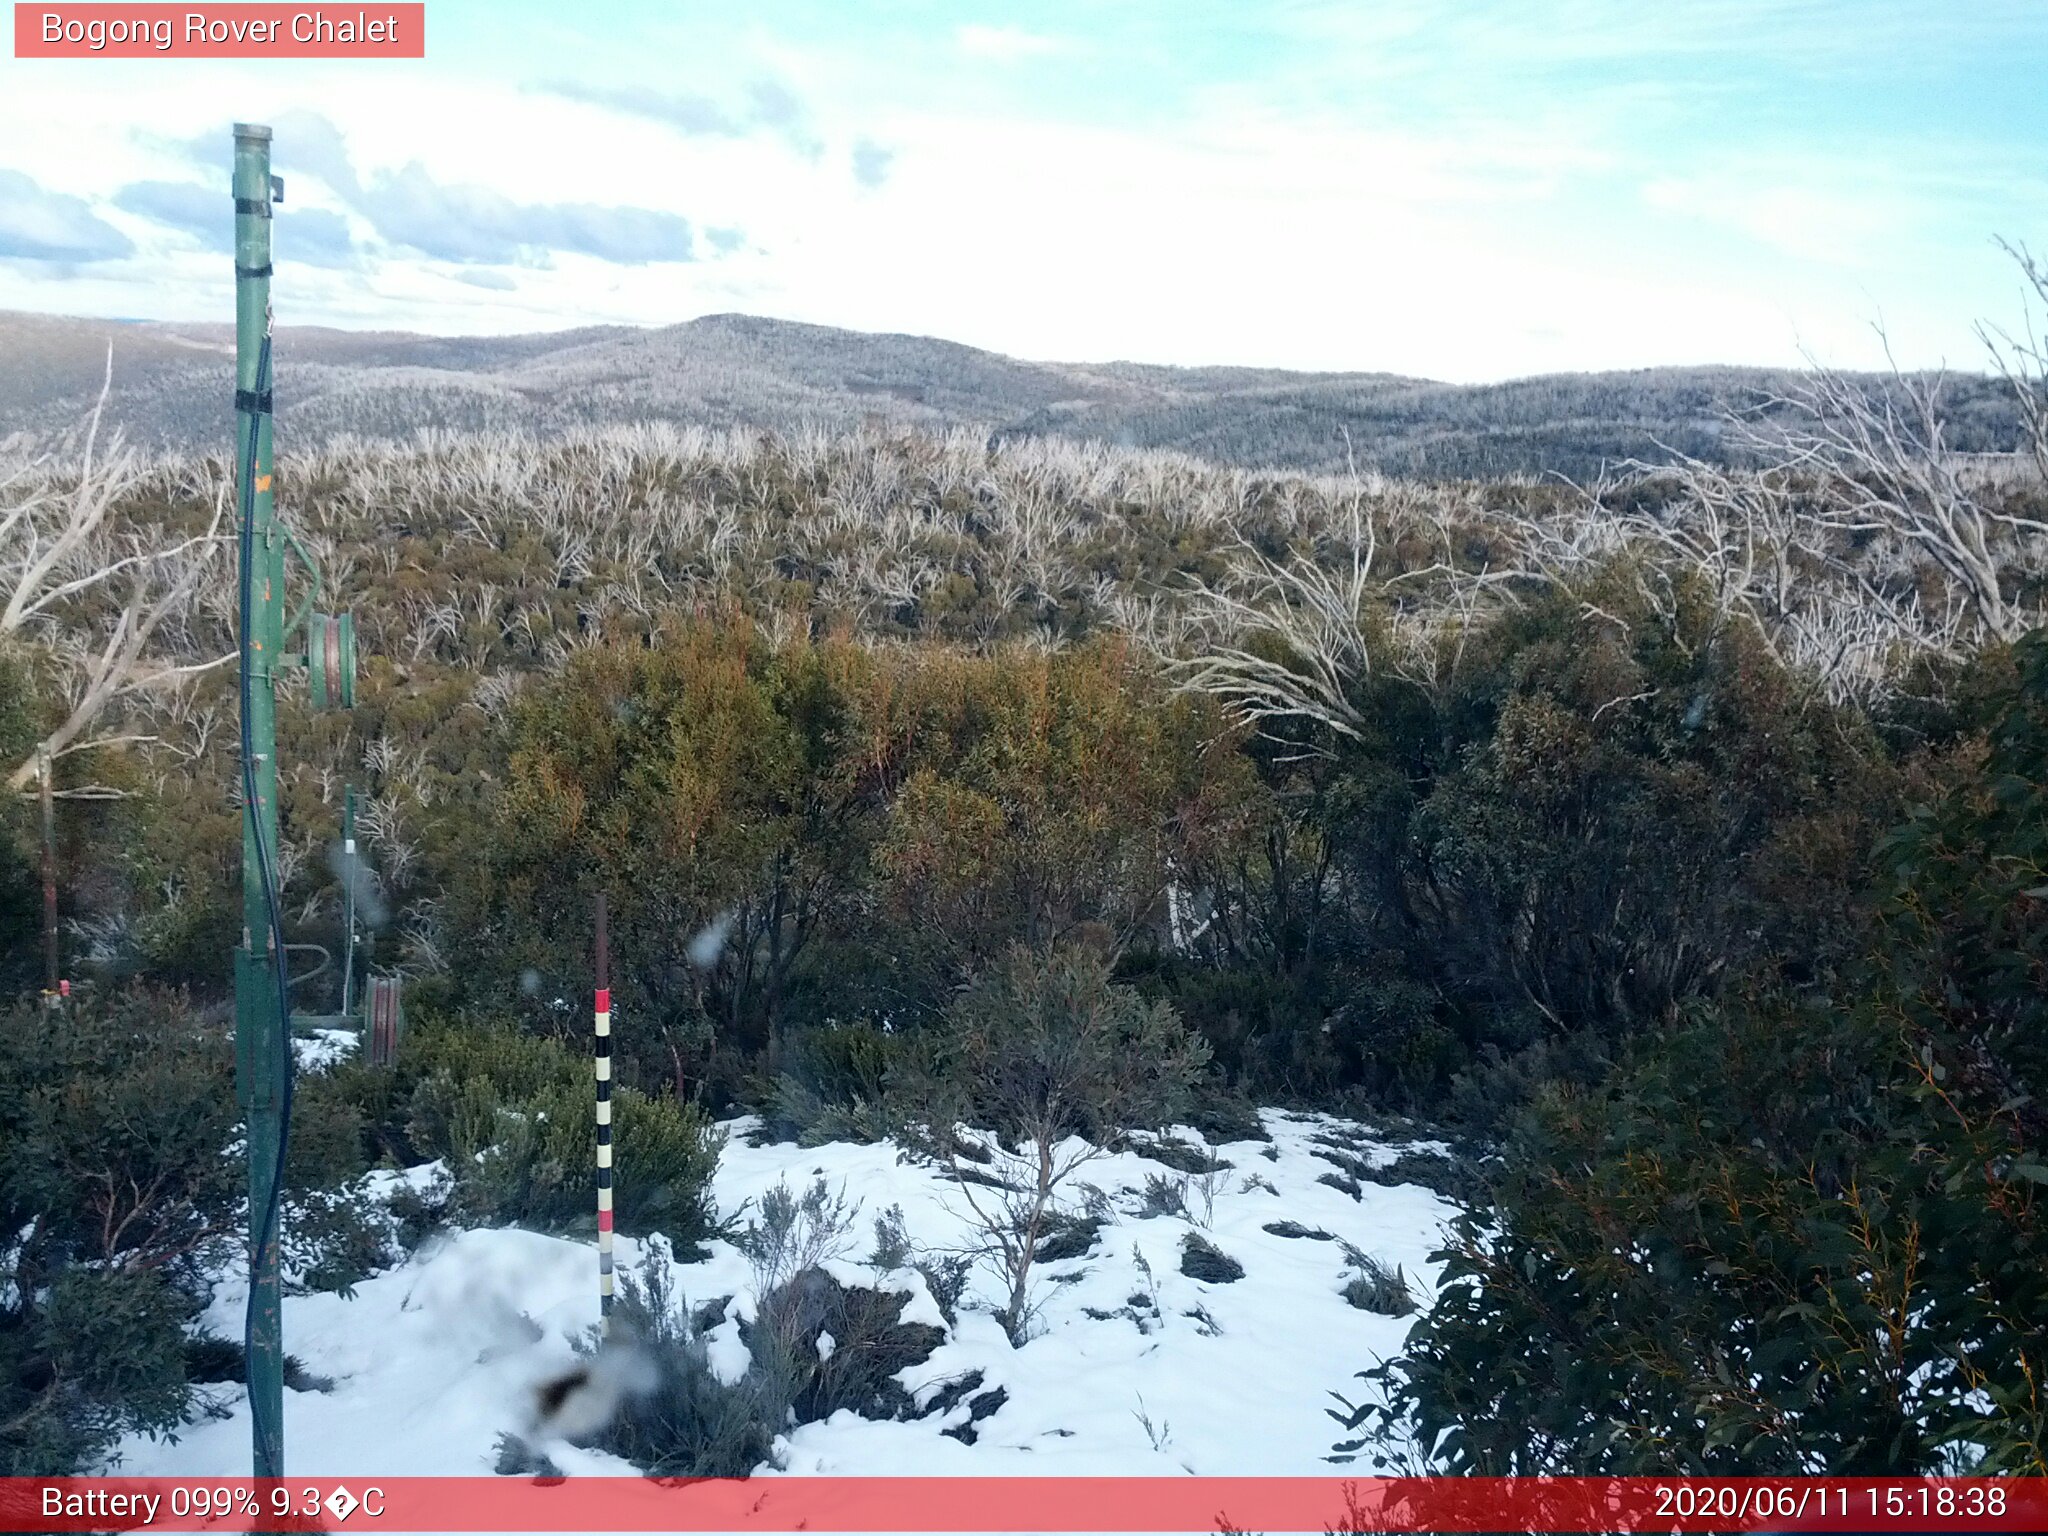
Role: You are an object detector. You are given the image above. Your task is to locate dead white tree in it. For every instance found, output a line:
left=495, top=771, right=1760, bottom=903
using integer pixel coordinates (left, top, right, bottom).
left=1746, top=336, right=2048, bottom=644
left=2, top=352, right=230, bottom=795
left=1162, top=488, right=1508, bottom=748
left=1980, top=238, right=2048, bottom=488
left=1167, top=497, right=1383, bottom=747
left=1610, top=452, right=1819, bottom=648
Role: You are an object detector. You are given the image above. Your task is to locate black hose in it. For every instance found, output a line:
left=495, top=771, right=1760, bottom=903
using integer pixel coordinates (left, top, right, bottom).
left=282, top=943, right=333, bottom=991
left=236, top=327, right=294, bottom=1475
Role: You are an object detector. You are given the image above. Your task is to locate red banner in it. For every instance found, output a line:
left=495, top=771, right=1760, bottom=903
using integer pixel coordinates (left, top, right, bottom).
left=2, top=1476, right=2044, bottom=1533
left=13, top=5, right=425, bottom=58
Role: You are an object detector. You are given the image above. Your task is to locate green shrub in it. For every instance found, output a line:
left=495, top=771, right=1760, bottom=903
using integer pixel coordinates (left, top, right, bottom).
left=0, top=652, right=40, bottom=995
left=912, top=945, right=1211, bottom=1150
left=456, top=1080, right=722, bottom=1251
left=403, top=1014, right=590, bottom=1148
left=1342, top=996, right=1935, bottom=1473
left=1341, top=634, right=2048, bottom=1476
left=1, top=1267, right=195, bottom=1474
left=785, top=1019, right=899, bottom=1107
left=758, top=1020, right=904, bottom=1145
left=403, top=1015, right=724, bottom=1252
left=1, top=987, right=239, bottom=1277
left=0, top=986, right=242, bottom=1473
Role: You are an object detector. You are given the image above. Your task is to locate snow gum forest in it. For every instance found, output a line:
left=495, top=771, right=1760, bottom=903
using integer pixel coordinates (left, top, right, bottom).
left=3, top=261, right=2047, bottom=1482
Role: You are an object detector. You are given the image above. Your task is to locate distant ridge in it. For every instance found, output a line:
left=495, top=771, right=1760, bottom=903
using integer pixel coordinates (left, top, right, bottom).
left=0, top=308, right=2021, bottom=480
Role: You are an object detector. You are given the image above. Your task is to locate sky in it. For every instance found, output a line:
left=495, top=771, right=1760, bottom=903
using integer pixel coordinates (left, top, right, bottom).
left=0, top=0, right=2044, bottom=381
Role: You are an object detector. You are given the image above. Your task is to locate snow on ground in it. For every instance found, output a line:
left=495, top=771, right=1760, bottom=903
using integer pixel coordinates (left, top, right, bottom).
left=114, top=1111, right=1456, bottom=1477
left=292, top=1027, right=361, bottom=1073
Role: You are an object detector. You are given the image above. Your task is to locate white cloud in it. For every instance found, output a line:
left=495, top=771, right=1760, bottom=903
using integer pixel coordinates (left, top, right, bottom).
left=953, top=25, right=1064, bottom=61
left=1642, top=173, right=1902, bottom=268
left=0, top=169, right=134, bottom=262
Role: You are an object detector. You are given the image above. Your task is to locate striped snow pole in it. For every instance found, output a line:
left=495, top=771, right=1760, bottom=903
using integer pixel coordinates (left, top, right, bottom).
left=594, top=892, right=614, bottom=1328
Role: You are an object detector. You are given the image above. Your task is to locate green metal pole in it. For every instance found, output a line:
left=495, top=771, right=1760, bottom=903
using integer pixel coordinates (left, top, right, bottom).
left=231, top=120, right=286, bottom=1481
left=341, top=785, right=357, bottom=1018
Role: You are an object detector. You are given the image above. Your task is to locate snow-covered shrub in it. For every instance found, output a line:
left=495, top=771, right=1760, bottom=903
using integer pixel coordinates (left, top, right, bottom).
left=736, top=1177, right=860, bottom=1302
left=913, top=1253, right=973, bottom=1328
left=1131, top=1135, right=1226, bottom=1174
left=1338, top=1253, right=1414, bottom=1317
left=1180, top=1093, right=1271, bottom=1147
left=1177, top=1233, right=1244, bottom=1284
left=384, top=1167, right=455, bottom=1251
left=588, top=1252, right=950, bottom=1477
left=896, top=944, right=1209, bottom=1340
left=1349, top=1147, right=1486, bottom=1209
left=1136, top=1171, right=1188, bottom=1219
left=865, top=1205, right=970, bottom=1325
left=1033, top=1212, right=1105, bottom=1263
left=867, top=1205, right=911, bottom=1270
left=588, top=1258, right=782, bottom=1478
left=734, top=1178, right=941, bottom=1422
left=280, top=1071, right=394, bottom=1292
left=744, top=1268, right=946, bottom=1425
left=281, top=1186, right=393, bottom=1297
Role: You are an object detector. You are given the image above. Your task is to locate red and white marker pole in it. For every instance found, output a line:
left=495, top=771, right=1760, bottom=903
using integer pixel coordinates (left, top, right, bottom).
left=594, top=892, right=614, bottom=1328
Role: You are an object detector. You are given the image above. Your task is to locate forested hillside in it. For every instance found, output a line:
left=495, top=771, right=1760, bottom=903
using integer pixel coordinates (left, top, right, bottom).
left=2, top=307, right=2028, bottom=481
